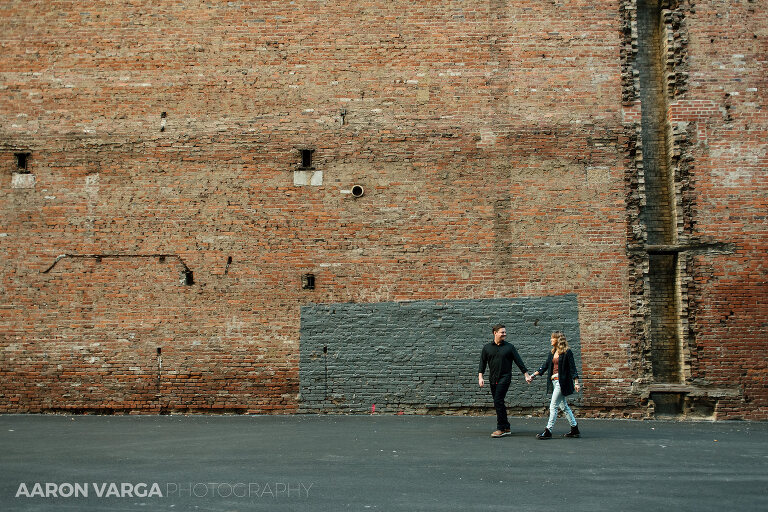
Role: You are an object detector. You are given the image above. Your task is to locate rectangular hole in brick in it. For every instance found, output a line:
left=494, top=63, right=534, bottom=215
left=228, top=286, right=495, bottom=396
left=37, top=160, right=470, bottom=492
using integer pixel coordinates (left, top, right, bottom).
left=302, top=273, right=315, bottom=290
left=15, top=153, right=30, bottom=173
left=650, top=392, right=684, bottom=416
left=301, top=149, right=314, bottom=168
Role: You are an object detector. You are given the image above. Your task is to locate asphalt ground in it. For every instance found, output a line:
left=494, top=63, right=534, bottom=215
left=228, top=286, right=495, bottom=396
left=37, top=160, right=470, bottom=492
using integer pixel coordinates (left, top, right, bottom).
left=1, top=414, right=767, bottom=512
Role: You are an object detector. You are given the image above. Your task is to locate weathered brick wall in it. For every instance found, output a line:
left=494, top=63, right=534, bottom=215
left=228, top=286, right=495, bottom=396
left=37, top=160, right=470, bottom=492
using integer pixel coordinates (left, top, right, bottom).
left=300, top=296, right=581, bottom=413
left=675, top=1, right=768, bottom=419
left=623, top=0, right=768, bottom=419
left=0, top=0, right=764, bottom=418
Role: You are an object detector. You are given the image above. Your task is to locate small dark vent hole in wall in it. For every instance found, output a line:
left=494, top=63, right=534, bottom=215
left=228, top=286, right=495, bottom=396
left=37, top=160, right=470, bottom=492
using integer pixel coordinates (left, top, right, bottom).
left=301, top=149, right=314, bottom=168
left=302, top=273, right=315, bottom=290
left=184, top=270, right=194, bottom=286
left=15, top=153, right=30, bottom=173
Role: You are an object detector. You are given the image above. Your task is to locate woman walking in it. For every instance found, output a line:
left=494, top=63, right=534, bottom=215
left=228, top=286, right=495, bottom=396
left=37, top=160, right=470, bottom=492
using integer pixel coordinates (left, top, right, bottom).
left=531, top=331, right=581, bottom=439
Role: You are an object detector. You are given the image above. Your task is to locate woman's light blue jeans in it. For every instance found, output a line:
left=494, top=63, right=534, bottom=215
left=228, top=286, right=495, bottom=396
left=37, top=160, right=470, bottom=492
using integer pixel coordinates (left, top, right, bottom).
left=547, top=380, right=577, bottom=430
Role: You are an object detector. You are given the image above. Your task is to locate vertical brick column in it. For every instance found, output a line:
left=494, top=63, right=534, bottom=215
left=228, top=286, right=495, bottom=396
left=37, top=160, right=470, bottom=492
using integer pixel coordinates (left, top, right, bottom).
left=635, top=0, right=683, bottom=386
left=637, top=0, right=677, bottom=246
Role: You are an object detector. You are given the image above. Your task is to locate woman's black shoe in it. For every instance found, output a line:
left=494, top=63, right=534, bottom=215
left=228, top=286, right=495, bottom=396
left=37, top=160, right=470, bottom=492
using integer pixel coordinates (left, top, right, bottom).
left=564, top=425, right=581, bottom=438
left=536, top=428, right=552, bottom=440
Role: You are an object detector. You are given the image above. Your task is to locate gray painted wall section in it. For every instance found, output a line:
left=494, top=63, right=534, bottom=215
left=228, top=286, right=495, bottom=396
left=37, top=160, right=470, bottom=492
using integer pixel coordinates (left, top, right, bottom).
left=299, top=295, right=581, bottom=413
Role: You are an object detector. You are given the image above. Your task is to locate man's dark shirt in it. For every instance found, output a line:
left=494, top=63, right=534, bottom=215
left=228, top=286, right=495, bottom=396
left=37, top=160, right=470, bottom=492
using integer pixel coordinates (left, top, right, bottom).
left=479, top=341, right=528, bottom=384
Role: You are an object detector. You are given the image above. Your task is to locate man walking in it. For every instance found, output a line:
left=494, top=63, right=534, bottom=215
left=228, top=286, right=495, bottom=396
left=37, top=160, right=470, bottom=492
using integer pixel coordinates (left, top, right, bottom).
left=478, top=324, right=532, bottom=437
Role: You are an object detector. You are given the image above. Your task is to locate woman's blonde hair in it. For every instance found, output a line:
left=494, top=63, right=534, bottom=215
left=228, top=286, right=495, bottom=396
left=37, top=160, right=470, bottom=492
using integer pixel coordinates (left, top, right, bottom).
left=551, top=331, right=569, bottom=355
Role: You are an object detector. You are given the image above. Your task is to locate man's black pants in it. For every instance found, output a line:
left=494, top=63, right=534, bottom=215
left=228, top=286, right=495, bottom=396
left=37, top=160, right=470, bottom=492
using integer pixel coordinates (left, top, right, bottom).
left=490, top=375, right=511, bottom=431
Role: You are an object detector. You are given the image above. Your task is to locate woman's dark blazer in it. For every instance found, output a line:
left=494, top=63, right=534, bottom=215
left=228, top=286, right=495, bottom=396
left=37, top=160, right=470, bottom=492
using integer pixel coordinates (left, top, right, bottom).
left=536, top=349, right=579, bottom=396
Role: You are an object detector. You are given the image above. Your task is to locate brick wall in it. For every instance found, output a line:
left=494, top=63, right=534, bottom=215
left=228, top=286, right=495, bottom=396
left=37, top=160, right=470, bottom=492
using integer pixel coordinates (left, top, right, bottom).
left=0, top=0, right=765, bottom=418
left=623, top=0, right=768, bottom=419
left=299, top=295, right=581, bottom=413
left=677, top=1, right=768, bottom=419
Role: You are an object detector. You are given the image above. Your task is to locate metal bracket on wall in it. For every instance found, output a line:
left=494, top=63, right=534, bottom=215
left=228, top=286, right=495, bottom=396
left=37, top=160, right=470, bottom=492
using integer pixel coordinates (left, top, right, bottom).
left=40, top=253, right=194, bottom=285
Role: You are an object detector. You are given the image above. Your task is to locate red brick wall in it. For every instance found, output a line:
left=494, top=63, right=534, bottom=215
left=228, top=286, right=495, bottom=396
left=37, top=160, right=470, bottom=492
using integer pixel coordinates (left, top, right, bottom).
left=0, top=0, right=765, bottom=418
left=679, top=2, right=768, bottom=419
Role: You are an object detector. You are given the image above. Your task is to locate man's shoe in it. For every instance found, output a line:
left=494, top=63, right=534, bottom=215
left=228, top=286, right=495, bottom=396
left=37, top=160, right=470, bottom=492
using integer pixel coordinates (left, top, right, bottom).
left=503, top=429, right=511, bottom=436
left=564, top=425, right=581, bottom=438
left=536, top=428, right=552, bottom=440
left=491, top=430, right=505, bottom=438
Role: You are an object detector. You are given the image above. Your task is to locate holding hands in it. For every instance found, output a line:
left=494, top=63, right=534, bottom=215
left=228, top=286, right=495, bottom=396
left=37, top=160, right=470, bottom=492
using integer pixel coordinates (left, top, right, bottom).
left=479, top=373, right=579, bottom=389
left=529, top=372, right=581, bottom=393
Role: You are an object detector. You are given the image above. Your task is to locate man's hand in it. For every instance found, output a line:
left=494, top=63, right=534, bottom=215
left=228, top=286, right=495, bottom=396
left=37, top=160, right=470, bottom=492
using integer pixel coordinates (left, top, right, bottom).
left=524, top=372, right=532, bottom=384
left=575, top=381, right=581, bottom=392
left=478, top=374, right=484, bottom=387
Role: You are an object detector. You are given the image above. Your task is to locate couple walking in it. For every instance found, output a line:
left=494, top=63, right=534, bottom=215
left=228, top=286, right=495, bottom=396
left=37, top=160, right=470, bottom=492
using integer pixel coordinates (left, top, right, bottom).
left=478, top=324, right=581, bottom=439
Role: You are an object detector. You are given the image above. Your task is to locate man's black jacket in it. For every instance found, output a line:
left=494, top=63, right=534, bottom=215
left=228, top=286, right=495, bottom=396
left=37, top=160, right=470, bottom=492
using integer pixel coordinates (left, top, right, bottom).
left=478, top=341, right=528, bottom=384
